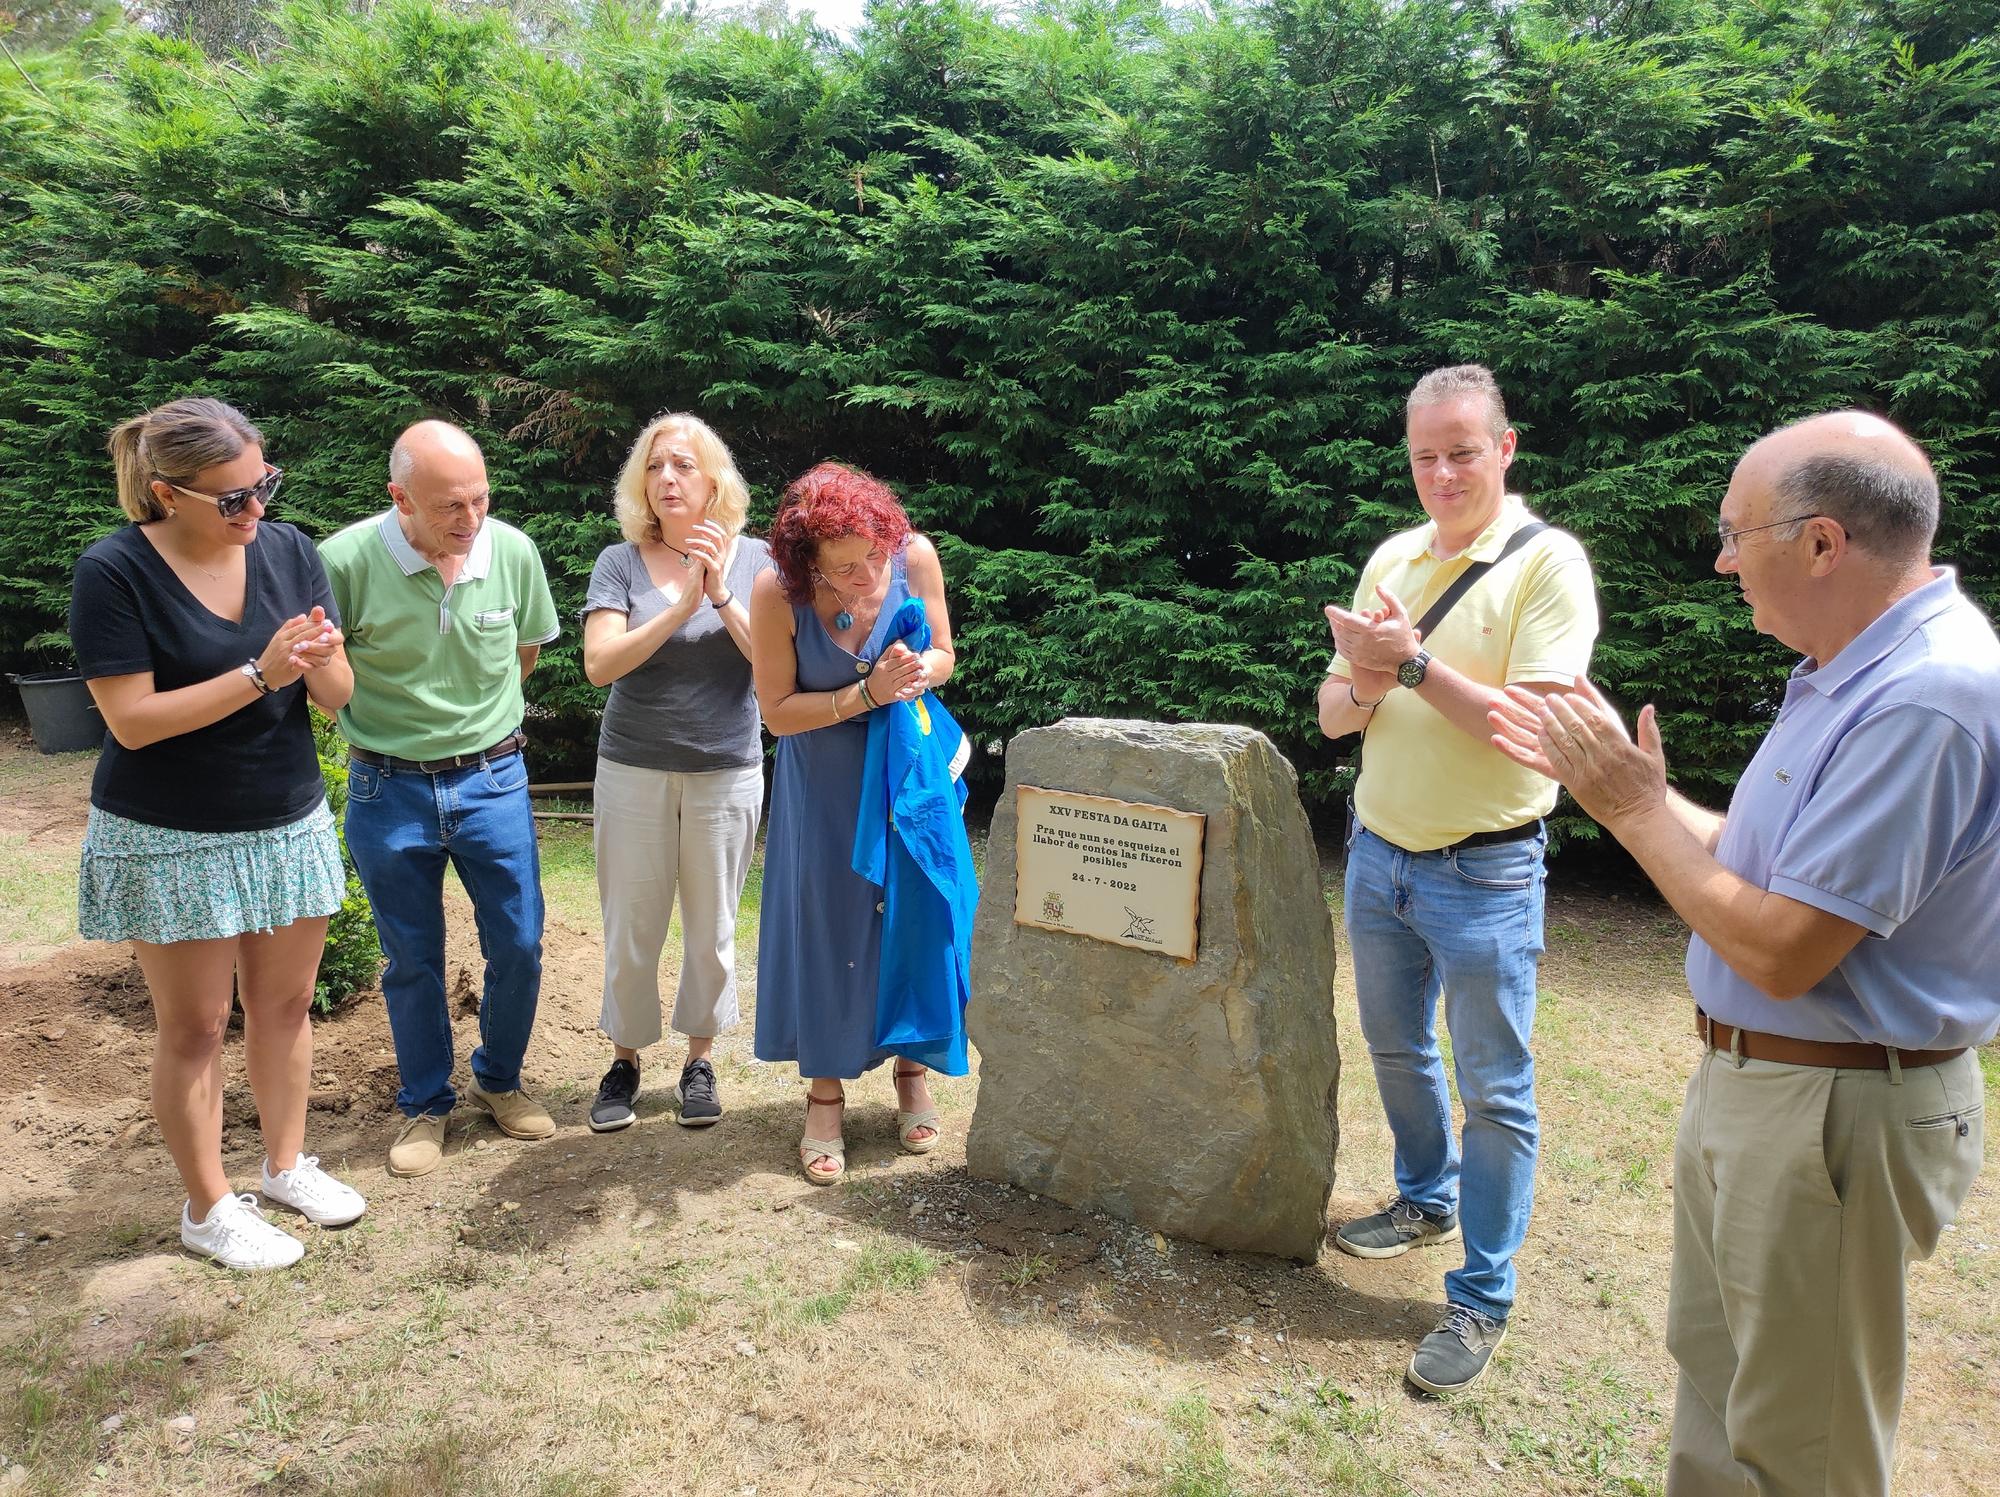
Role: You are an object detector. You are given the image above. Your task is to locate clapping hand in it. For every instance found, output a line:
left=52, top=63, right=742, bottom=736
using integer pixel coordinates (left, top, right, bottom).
left=870, top=642, right=930, bottom=703
left=1489, top=676, right=1668, bottom=827
left=686, top=520, right=730, bottom=602
left=1323, top=595, right=1400, bottom=701
left=288, top=606, right=343, bottom=672
left=1327, top=585, right=1421, bottom=675
left=256, top=611, right=335, bottom=687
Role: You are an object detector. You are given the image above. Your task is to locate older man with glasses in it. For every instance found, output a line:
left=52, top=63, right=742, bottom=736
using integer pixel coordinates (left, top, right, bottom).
left=1493, top=411, right=1998, bottom=1495
left=319, top=420, right=561, bottom=1178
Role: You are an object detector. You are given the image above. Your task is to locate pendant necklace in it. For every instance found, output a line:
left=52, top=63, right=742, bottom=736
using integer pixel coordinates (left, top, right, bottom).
left=660, top=539, right=694, bottom=571
left=823, top=578, right=859, bottom=632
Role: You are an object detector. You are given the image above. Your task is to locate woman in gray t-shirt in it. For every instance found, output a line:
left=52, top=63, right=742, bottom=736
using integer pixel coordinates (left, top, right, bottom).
left=580, top=412, right=772, bottom=1134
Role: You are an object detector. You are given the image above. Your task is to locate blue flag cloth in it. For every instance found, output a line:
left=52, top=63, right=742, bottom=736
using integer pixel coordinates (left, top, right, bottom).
left=851, top=597, right=979, bottom=1076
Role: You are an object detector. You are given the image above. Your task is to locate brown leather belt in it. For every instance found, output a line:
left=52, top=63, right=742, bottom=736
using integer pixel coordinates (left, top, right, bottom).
left=349, top=732, right=525, bottom=776
left=1695, top=1008, right=1964, bottom=1071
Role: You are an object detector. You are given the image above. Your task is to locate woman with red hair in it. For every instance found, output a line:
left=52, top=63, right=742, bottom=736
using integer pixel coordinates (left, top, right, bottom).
left=749, top=462, right=961, bottom=1183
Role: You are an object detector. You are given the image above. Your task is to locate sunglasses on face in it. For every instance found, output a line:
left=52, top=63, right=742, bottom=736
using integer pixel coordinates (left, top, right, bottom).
left=160, top=464, right=284, bottom=518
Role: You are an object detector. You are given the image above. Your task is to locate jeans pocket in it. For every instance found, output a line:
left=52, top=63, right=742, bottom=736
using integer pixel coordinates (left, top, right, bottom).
left=483, top=752, right=528, bottom=795
left=346, top=762, right=382, bottom=803
left=1444, top=839, right=1540, bottom=890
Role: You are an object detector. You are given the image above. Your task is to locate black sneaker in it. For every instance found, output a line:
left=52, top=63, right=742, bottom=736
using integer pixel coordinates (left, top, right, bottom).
left=1333, top=1195, right=1461, bottom=1259
left=1407, top=1303, right=1508, bottom=1395
left=675, top=1057, right=722, bottom=1128
left=589, top=1059, right=640, bottom=1133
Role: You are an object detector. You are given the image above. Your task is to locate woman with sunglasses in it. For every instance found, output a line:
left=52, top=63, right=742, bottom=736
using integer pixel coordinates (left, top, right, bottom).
left=70, top=396, right=366, bottom=1270
left=749, top=463, right=965, bottom=1183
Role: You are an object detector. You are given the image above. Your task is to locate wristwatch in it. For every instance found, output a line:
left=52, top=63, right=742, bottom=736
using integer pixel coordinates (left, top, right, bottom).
left=240, top=660, right=276, bottom=695
left=1396, top=648, right=1432, bottom=691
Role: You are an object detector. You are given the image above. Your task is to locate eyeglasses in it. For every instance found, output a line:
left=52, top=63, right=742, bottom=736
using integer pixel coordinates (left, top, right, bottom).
left=1716, top=512, right=1824, bottom=557
left=159, top=464, right=284, bottom=518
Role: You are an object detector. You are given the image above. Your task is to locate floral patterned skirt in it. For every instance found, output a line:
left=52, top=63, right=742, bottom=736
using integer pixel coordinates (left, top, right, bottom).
left=78, top=800, right=345, bottom=945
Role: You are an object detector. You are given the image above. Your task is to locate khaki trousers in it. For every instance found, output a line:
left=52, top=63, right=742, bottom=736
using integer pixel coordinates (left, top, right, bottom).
left=1666, top=1045, right=1985, bottom=1496
left=593, top=758, right=762, bottom=1049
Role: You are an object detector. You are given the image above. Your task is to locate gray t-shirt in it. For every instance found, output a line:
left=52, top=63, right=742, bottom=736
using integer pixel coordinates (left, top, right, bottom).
left=584, top=537, right=773, bottom=773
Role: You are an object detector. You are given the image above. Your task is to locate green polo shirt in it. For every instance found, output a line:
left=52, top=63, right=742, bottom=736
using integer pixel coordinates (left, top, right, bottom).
left=319, top=511, right=560, bottom=761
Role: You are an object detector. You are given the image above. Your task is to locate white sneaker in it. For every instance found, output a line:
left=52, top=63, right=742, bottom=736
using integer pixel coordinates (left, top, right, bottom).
left=181, top=1193, right=305, bottom=1271
left=260, top=1152, right=367, bottom=1227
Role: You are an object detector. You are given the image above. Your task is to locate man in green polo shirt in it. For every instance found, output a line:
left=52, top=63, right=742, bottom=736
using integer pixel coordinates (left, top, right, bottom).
left=320, top=420, right=561, bottom=1178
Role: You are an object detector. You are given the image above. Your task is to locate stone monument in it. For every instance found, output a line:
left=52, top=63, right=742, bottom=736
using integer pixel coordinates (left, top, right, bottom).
left=966, top=718, right=1340, bottom=1262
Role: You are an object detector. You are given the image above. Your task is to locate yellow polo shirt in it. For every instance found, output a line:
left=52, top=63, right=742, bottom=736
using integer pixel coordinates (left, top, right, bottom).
left=1329, top=496, right=1597, bottom=851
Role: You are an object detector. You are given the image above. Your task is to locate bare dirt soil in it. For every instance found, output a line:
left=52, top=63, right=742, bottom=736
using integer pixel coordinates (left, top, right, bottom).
left=2, top=730, right=1994, bottom=1497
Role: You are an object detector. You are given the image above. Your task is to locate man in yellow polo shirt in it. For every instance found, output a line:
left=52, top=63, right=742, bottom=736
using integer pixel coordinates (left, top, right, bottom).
left=1317, top=364, right=1597, bottom=1394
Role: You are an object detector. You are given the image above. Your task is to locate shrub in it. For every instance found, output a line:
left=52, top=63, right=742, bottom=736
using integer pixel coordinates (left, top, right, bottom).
left=2, top=0, right=1995, bottom=836
left=311, top=713, right=381, bottom=1014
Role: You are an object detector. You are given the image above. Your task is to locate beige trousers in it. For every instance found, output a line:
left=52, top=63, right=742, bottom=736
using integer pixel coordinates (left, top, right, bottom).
left=1666, top=1045, right=1985, bottom=1496
left=594, top=758, right=762, bottom=1049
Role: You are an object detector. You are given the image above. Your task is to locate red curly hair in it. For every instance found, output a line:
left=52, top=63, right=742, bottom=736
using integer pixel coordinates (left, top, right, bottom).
left=768, top=462, right=913, bottom=606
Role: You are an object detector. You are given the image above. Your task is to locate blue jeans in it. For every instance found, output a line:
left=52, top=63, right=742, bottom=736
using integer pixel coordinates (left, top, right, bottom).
left=1344, top=820, right=1547, bottom=1321
left=343, top=751, right=544, bottom=1118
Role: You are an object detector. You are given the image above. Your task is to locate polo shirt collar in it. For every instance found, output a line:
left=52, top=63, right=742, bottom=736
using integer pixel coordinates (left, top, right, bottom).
left=1794, top=567, right=1960, bottom=697
left=375, top=508, right=495, bottom=580
left=1426, top=493, right=1527, bottom=563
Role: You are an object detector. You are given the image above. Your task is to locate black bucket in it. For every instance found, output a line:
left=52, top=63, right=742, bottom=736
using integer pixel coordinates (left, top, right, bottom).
left=8, top=671, right=104, bottom=754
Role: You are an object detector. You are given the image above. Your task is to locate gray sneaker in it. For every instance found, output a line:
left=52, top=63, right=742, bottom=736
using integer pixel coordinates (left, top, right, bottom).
left=1407, top=1304, right=1507, bottom=1395
left=1333, top=1196, right=1461, bottom=1259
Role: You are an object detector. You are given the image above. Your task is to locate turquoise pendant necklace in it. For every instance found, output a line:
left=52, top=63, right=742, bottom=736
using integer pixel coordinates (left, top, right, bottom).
left=823, top=576, right=859, bottom=632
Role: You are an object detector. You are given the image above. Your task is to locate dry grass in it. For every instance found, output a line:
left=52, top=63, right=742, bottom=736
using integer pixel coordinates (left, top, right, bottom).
left=0, top=737, right=93, bottom=963
left=1, top=747, right=1993, bottom=1497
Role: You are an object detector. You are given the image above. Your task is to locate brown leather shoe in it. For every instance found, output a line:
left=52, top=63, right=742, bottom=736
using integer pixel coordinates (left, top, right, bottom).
left=464, top=1081, right=556, bottom=1140
left=387, top=1113, right=448, bottom=1178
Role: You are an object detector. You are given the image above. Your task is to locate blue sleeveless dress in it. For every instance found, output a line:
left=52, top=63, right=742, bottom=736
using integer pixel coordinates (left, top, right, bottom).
left=754, top=554, right=911, bottom=1078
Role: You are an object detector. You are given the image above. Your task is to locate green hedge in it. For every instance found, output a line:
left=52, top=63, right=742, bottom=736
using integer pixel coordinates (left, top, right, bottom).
left=311, top=712, right=381, bottom=1011
left=3, top=0, right=1995, bottom=830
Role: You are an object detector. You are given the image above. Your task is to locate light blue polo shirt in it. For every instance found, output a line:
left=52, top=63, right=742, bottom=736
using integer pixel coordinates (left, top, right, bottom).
left=1688, top=569, right=2000, bottom=1049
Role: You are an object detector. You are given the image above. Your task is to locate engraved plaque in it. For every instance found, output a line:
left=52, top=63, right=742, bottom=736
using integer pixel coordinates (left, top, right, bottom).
left=1012, top=786, right=1205, bottom=960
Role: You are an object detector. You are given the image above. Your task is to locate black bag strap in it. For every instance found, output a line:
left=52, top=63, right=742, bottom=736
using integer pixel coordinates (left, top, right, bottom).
left=1348, top=520, right=1551, bottom=802
left=1410, top=521, right=1549, bottom=642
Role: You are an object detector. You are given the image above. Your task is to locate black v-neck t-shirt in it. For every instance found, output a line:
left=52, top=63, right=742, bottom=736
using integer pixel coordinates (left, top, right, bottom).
left=70, top=522, right=338, bottom=833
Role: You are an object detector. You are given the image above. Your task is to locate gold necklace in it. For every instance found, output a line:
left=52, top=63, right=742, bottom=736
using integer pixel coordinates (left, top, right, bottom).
left=178, top=547, right=232, bottom=582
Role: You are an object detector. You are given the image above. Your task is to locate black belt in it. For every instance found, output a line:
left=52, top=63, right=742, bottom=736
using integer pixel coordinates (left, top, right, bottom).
left=349, top=732, right=525, bottom=775
left=1441, top=819, right=1543, bottom=853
